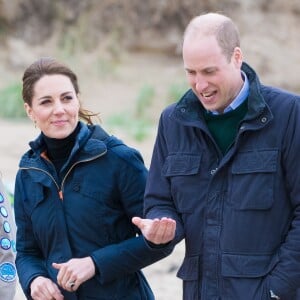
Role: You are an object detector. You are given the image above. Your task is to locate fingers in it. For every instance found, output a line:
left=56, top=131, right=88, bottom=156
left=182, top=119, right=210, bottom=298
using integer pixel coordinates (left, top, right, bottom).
left=66, top=279, right=77, bottom=292
left=51, top=289, right=65, bottom=300
left=30, top=276, right=64, bottom=300
left=147, top=217, right=176, bottom=244
left=53, top=257, right=95, bottom=292
left=159, top=217, right=176, bottom=242
left=53, top=262, right=77, bottom=292
left=132, top=216, right=143, bottom=228
left=132, top=216, right=176, bottom=244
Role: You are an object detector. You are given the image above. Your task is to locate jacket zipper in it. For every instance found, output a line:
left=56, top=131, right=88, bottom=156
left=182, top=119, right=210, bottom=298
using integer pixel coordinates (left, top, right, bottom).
left=19, top=166, right=61, bottom=198
left=20, top=149, right=107, bottom=201
left=60, top=150, right=107, bottom=200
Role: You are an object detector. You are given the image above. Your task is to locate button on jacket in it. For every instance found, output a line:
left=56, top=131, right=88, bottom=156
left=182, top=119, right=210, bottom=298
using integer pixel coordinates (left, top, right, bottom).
left=144, top=63, right=300, bottom=299
left=14, top=122, right=171, bottom=300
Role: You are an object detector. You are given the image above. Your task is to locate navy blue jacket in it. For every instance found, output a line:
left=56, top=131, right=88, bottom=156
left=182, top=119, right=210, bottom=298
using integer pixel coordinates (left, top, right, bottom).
left=144, top=63, right=300, bottom=299
left=14, top=122, right=171, bottom=300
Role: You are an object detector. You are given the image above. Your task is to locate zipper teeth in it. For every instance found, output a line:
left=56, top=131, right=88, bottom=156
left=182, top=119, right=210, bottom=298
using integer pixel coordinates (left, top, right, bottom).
left=61, top=150, right=107, bottom=189
left=20, top=149, right=108, bottom=197
left=19, top=167, right=60, bottom=191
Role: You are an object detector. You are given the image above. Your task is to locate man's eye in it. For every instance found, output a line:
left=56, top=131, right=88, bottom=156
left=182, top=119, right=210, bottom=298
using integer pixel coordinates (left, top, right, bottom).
left=186, top=70, right=195, bottom=75
left=205, top=69, right=215, bottom=74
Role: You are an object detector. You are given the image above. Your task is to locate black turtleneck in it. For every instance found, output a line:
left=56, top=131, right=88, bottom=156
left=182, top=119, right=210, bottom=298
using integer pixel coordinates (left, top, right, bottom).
left=42, top=123, right=81, bottom=175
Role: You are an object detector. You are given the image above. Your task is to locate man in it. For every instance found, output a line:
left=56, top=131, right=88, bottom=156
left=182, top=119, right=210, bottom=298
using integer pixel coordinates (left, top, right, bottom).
left=0, top=177, right=17, bottom=299
left=133, top=12, right=300, bottom=299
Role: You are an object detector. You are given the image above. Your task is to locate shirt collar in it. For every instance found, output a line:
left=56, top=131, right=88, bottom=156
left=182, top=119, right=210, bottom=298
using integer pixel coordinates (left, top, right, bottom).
left=210, top=70, right=249, bottom=115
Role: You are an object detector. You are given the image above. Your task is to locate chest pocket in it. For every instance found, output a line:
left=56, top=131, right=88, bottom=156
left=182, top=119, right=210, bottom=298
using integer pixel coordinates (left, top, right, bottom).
left=228, top=149, right=278, bottom=210
left=23, top=182, right=46, bottom=217
left=162, top=154, right=201, bottom=176
left=162, top=154, right=202, bottom=213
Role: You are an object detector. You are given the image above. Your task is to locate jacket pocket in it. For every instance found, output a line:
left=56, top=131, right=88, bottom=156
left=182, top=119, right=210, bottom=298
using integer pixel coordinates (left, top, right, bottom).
left=221, top=253, right=279, bottom=300
left=23, top=183, right=45, bottom=216
left=177, top=255, right=200, bottom=300
left=162, top=154, right=201, bottom=176
left=221, top=252, right=278, bottom=277
left=228, top=149, right=278, bottom=210
left=177, top=255, right=200, bottom=280
left=162, top=154, right=202, bottom=213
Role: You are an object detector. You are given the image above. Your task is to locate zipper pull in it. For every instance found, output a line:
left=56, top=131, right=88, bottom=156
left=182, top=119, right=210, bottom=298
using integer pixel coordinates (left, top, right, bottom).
left=58, top=190, right=63, bottom=201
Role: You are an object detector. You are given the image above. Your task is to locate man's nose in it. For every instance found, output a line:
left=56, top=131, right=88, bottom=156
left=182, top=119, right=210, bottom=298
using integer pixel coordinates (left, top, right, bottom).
left=195, top=75, right=209, bottom=92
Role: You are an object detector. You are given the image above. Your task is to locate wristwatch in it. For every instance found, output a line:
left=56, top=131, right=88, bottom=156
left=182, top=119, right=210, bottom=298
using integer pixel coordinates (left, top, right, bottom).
left=270, top=290, right=280, bottom=299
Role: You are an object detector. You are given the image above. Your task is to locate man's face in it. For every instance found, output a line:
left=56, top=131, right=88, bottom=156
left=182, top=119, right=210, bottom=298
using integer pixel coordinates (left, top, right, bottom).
left=182, top=34, right=243, bottom=113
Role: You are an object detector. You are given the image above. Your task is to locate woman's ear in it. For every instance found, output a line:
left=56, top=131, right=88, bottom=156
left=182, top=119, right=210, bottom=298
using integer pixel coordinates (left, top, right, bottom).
left=24, top=103, right=34, bottom=121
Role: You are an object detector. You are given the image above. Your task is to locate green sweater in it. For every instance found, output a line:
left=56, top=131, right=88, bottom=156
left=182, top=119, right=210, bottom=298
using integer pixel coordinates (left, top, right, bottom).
left=204, top=100, right=248, bottom=154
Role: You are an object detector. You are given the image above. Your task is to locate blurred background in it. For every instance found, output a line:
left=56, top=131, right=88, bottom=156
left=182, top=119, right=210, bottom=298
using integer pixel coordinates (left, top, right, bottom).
left=0, top=0, right=299, bottom=299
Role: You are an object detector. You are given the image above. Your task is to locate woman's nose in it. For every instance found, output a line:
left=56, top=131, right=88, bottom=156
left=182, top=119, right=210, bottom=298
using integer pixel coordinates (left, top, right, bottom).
left=53, top=101, right=64, bottom=113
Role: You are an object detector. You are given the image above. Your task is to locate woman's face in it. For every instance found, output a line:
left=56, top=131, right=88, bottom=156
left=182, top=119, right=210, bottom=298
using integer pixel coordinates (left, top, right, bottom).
left=25, top=74, right=80, bottom=139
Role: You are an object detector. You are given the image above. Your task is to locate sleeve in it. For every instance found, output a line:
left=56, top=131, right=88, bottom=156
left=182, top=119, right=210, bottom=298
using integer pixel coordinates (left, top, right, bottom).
left=90, top=144, right=173, bottom=284
left=144, top=112, right=185, bottom=245
left=268, top=98, right=300, bottom=297
left=14, top=172, right=48, bottom=298
left=0, top=178, right=17, bottom=300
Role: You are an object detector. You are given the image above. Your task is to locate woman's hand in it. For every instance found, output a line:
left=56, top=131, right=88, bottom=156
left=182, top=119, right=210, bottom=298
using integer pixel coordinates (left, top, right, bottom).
left=30, top=276, right=64, bottom=300
left=52, top=257, right=96, bottom=292
left=132, top=216, right=176, bottom=244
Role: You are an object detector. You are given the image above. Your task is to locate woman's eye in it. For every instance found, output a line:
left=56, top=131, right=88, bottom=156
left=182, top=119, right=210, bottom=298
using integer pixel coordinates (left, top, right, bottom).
left=64, top=95, right=73, bottom=101
left=40, top=99, right=51, bottom=105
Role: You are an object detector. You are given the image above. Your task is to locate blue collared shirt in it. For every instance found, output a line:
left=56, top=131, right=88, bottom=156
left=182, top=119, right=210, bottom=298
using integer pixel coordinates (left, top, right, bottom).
left=210, top=70, right=249, bottom=115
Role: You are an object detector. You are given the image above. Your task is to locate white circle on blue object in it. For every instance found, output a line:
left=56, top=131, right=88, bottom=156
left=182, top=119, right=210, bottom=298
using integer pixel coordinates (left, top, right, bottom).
left=0, top=262, right=16, bottom=282
left=0, top=238, right=11, bottom=250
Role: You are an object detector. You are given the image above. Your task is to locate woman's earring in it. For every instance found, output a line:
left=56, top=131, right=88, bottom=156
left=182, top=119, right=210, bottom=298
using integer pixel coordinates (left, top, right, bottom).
left=34, top=120, right=37, bottom=128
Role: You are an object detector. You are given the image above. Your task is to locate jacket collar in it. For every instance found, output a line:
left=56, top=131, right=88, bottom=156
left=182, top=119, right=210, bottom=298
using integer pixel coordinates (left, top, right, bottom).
left=170, top=62, right=272, bottom=127
left=19, top=122, right=108, bottom=170
left=241, top=62, right=267, bottom=119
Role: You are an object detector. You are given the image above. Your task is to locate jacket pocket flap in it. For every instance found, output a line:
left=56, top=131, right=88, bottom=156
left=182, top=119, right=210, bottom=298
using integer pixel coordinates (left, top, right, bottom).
left=221, top=253, right=279, bottom=278
left=23, top=182, right=45, bottom=216
left=163, top=154, right=201, bottom=176
left=177, top=255, right=199, bottom=281
left=232, top=150, right=278, bottom=174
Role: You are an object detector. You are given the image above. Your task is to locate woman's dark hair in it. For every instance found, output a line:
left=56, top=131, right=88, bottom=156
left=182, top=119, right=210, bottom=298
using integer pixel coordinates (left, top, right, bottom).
left=22, top=57, right=98, bottom=124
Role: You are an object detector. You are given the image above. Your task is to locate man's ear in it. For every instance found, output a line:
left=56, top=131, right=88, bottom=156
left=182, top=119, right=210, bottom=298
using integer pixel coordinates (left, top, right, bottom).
left=233, top=47, right=243, bottom=67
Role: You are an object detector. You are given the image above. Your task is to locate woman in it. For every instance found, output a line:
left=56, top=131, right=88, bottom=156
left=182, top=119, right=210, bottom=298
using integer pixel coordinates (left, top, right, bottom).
left=14, top=57, right=171, bottom=300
